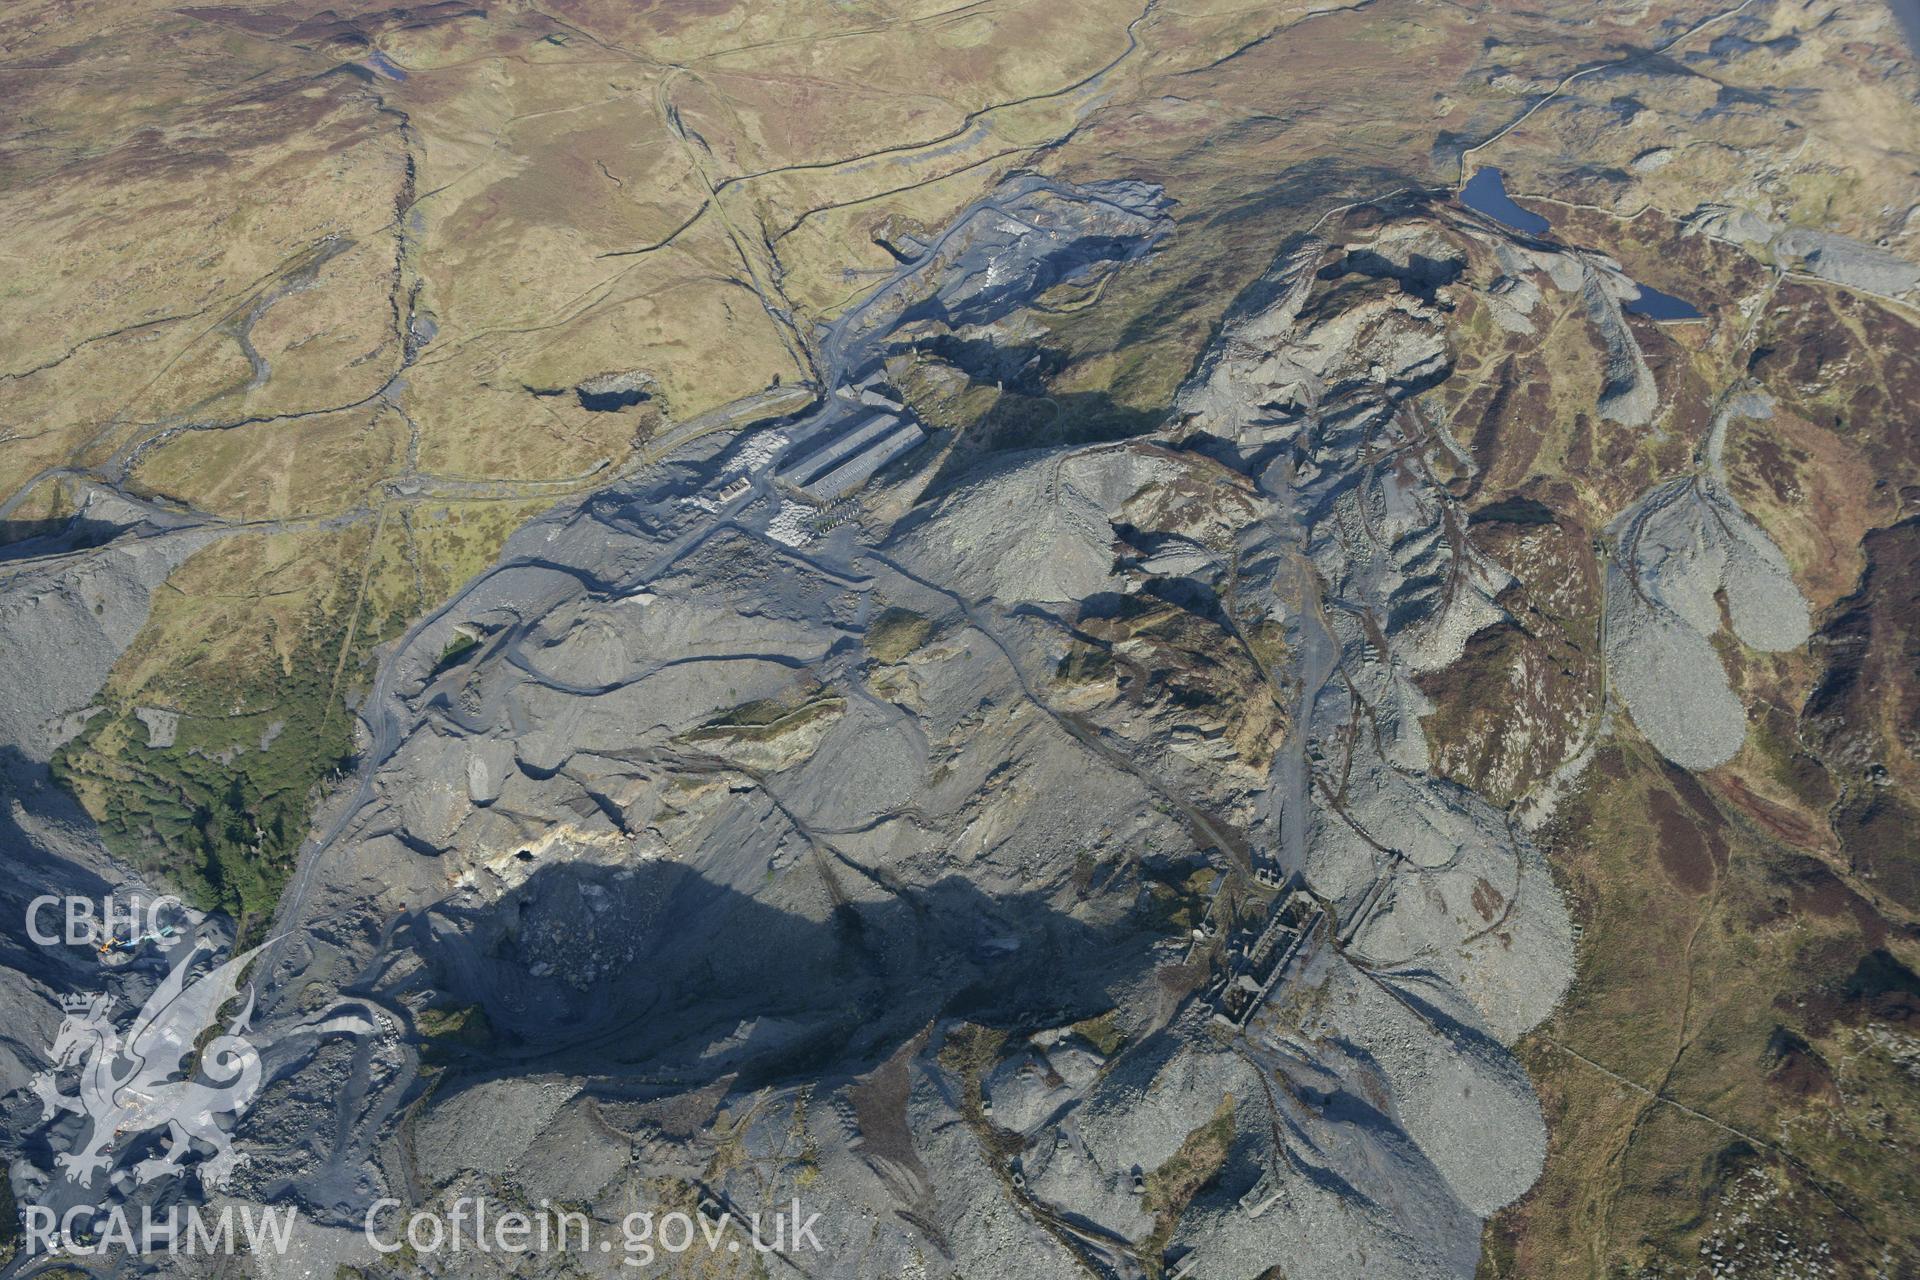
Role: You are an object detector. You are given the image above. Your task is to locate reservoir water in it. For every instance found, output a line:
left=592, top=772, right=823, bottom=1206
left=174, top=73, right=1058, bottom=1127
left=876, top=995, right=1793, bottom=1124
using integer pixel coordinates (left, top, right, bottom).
left=1891, top=0, right=1920, bottom=59
left=1460, top=168, right=1701, bottom=319
left=1624, top=282, right=1703, bottom=321
left=1459, top=167, right=1551, bottom=235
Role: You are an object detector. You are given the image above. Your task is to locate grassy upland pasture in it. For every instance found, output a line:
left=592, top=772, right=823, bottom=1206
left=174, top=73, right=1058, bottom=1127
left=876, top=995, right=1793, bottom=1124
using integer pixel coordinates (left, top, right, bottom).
left=5, top=0, right=1919, bottom=1266
left=1484, top=738, right=1920, bottom=1277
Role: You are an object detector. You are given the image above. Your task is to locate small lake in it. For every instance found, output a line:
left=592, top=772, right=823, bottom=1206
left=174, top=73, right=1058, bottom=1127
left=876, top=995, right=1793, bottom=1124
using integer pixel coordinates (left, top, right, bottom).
left=1459, top=167, right=1551, bottom=235
left=364, top=50, right=409, bottom=80
left=1624, top=282, right=1703, bottom=321
left=1891, top=0, right=1920, bottom=59
left=1461, top=167, right=1702, bottom=319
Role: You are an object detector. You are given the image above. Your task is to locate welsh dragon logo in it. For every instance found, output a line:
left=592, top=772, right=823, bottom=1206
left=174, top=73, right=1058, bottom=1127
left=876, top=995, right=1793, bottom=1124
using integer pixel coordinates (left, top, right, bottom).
left=31, top=938, right=268, bottom=1191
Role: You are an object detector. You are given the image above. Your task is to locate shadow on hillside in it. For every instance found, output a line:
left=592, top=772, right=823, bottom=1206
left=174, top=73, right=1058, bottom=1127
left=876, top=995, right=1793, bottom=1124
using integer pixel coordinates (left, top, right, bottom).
left=418, top=853, right=1169, bottom=1092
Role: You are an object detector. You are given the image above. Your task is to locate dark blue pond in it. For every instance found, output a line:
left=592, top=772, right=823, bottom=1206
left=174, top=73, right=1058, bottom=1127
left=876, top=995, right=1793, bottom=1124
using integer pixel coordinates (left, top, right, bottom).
left=364, top=50, right=409, bottom=80
left=1459, top=167, right=1551, bottom=236
left=1623, top=282, right=1703, bottom=321
left=1891, top=0, right=1920, bottom=59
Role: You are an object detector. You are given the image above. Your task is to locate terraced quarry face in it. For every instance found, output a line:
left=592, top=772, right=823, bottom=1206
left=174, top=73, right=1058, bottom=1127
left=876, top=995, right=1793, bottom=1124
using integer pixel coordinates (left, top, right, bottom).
left=2, top=1, right=1919, bottom=1277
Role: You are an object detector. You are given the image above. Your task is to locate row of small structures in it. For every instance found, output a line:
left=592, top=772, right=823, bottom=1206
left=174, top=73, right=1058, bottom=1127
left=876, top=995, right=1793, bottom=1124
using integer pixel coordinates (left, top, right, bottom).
left=776, top=407, right=926, bottom=502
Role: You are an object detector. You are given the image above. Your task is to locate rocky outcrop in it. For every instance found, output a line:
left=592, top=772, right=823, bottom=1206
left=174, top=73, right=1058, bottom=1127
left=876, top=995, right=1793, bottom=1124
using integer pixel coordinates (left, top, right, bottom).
left=258, top=209, right=1572, bottom=1280
left=1606, top=395, right=1812, bottom=768
left=1687, top=204, right=1920, bottom=298
left=3, top=191, right=1592, bottom=1280
left=0, top=490, right=221, bottom=761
